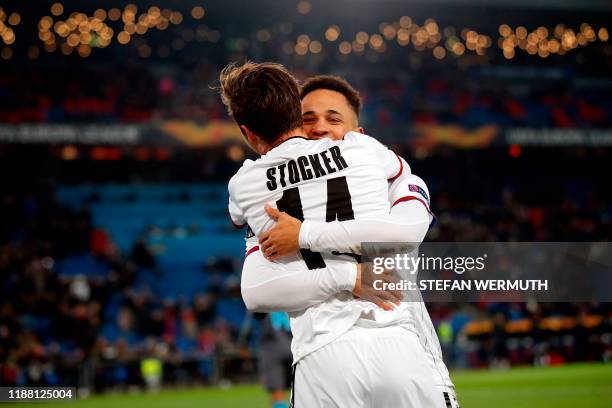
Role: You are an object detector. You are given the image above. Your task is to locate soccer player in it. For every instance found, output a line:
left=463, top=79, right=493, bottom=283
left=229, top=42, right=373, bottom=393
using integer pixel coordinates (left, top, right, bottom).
left=258, top=312, right=293, bottom=408
left=259, top=75, right=460, bottom=408
left=221, top=61, right=442, bottom=407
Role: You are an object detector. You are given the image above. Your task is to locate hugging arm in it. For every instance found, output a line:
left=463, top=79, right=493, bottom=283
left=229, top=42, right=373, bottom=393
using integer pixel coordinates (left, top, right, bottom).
left=240, top=249, right=357, bottom=312
left=298, top=200, right=430, bottom=255
left=240, top=247, right=401, bottom=313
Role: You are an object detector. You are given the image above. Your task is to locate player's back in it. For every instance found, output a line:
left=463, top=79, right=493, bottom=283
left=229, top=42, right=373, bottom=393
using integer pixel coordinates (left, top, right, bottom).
left=229, top=132, right=397, bottom=243
left=229, top=132, right=403, bottom=361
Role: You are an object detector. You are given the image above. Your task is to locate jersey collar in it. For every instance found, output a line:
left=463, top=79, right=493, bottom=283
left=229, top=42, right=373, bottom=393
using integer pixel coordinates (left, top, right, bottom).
left=265, top=136, right=311, bottom=156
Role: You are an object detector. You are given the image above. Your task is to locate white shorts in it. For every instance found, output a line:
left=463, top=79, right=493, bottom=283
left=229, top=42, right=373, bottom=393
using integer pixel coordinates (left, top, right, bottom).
left=291, top=325, right=444, bottom=408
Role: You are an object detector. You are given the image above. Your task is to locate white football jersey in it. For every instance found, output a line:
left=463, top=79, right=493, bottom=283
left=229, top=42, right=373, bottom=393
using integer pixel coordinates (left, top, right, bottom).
left=229, top=131, right=405, bottom=360
left=230, top=133, right=455, bottom=391
left=389, top=170, right=454, bottom=388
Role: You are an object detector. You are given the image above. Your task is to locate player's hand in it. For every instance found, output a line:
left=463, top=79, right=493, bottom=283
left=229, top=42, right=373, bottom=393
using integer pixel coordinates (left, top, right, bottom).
left=259, top=203, right=302, bottom=260
left=352, top=263, right=403, bottom=311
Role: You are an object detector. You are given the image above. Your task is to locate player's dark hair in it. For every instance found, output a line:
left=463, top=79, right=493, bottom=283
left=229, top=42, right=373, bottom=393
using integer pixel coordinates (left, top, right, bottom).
left=300, top=75, right=362, bottom=118
left=219, top=61, right=302, bottom=144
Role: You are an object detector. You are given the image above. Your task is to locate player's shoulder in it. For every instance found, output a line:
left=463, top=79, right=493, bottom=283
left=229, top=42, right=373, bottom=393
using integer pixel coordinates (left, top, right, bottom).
left=342, top=131, right=379, bottom=144
left=404, top=172, right=426, bottom=187
left=341, top=131, right=389, bottom=151
left=228, top=158, right=257, bottom=194
left=401, top=173, right=432, bottom=203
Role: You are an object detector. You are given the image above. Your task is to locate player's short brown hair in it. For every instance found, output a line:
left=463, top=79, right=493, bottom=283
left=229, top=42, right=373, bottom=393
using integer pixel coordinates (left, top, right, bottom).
left=300, top=75, right=362, bottom=118
left=219, top=61, right=302, bottom=143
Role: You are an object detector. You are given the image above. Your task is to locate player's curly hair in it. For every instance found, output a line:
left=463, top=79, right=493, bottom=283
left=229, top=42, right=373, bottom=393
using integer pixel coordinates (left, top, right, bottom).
left=219, top=61, right=303, bottom=143
left=300, top=75, right=362, bottom=118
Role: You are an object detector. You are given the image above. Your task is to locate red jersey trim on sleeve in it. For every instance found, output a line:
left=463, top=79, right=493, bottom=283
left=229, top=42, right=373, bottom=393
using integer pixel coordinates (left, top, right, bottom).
left=391, top=195, right=433, bottom=216
left=391, top=196, right=436, bottom=228
left=387, top=154, right=403, bottom=182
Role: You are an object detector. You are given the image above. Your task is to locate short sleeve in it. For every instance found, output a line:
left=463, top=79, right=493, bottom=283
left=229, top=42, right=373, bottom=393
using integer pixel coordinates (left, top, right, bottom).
left=388, top=170, right=434, bottom=220
left=228, top=197, right=246, bottom=228
left=344, top=131, right=402, bottom=180
left=228, top=175, right=246, bottom=228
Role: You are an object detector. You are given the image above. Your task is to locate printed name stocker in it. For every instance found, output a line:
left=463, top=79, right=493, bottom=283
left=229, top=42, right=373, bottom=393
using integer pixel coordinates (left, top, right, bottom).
left=266, top=145, right=349, bottom=191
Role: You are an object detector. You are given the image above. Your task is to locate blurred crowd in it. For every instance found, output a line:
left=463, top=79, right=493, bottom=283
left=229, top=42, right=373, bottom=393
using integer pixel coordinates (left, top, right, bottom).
left=0, top=188, right=248, bottom=390
left=1, top=63, right=611, bottom=130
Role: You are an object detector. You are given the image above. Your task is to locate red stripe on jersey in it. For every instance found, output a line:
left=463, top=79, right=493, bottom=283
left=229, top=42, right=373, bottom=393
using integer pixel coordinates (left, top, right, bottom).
left=388, top=154, right=403, bottom=182
left=245, top=245, right=259, bottom=258
left=391, top=195, right=433, bottom=217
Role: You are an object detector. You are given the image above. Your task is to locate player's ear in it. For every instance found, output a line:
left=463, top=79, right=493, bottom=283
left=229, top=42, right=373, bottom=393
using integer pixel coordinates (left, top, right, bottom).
left=239, top=125, right=265, bottom=154
left=355, top=125, right=365, bottom=134
left=240, top=125, right=257, bottom=143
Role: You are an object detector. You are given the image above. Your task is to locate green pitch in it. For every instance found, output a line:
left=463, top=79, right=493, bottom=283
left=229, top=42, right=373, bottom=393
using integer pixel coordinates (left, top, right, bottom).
left=6, top=363, right=611, bottom=408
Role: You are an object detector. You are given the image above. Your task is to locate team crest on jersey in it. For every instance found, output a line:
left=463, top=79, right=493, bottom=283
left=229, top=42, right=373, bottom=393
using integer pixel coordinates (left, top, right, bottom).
left=408, top=184, right=429, bottom=204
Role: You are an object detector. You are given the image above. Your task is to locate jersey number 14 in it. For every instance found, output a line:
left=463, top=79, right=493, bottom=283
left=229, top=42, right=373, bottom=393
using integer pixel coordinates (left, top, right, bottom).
left=276, top=176, right=354, bottom=270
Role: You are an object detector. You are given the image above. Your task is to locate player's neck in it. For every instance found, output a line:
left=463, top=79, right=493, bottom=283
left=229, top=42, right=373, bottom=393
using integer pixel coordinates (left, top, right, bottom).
left=263, top=127, right=308, bottom=153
